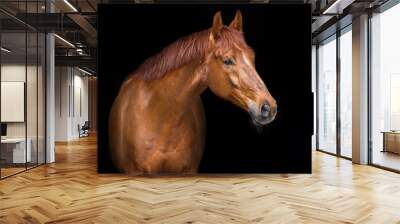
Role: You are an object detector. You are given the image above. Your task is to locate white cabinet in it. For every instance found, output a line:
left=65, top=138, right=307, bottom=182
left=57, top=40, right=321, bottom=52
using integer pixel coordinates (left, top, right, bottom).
left=1, top=138, right=32, bottom=163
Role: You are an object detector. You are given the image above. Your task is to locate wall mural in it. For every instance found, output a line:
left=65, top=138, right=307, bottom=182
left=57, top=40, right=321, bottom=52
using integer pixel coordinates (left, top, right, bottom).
left=98, top=4, right=312, bottom=174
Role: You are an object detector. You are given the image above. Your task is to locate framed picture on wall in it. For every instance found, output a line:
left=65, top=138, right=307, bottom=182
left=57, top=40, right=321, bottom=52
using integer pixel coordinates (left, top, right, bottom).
left=98, top=4, right=312, bottom=174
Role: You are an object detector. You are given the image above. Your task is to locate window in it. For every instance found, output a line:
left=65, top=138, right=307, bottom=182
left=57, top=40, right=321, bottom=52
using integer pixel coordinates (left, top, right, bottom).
left=339, top=28, right=352, bottom=158
left=317, top=36, right=337, bottom=154
left=370, top=3, right=400, bottom=171
left=312, top=46, right=317, bottom=150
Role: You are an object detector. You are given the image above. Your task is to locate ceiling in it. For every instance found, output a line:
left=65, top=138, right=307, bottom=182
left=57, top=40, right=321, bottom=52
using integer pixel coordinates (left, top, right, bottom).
left=1, top=32, right=45, bottom=64
left=1, top=0, right=99, bottom=72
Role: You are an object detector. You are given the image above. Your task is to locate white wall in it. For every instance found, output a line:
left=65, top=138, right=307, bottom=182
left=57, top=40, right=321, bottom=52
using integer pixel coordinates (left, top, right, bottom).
left=55, top=66, right=70, bottom=141
left=1, top=65, right=26, bottom=138
left=72, top=72, right=89, bottom=138
left=55, top=66, right=89, bottom=141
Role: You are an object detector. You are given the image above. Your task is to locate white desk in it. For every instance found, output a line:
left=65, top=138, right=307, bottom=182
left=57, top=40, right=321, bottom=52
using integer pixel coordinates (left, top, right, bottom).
left=1, top=138, right=31, bottom=163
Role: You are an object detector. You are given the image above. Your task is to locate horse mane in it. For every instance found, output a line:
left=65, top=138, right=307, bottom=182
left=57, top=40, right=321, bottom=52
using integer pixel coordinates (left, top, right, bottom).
left=133, top=26, right=250, bottom=80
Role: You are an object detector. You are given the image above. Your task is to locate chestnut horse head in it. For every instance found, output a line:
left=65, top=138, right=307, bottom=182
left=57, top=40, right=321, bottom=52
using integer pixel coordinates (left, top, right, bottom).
left=205, top=11, right=277, bottom=126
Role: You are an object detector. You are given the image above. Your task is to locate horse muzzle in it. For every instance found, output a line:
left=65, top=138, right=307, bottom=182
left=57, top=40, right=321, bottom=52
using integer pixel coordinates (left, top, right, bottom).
left=249, top=102, right=277, bottom=126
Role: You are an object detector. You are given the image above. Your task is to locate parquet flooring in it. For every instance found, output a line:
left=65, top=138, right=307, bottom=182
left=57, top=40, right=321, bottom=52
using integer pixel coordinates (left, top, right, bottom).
left=1, top=167, right=26, bottom=178
left=1, top=135, right=400, bottom=223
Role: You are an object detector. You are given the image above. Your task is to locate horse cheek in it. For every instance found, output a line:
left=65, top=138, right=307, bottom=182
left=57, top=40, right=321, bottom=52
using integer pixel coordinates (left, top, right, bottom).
left=209, top=72, right=232, bottom=99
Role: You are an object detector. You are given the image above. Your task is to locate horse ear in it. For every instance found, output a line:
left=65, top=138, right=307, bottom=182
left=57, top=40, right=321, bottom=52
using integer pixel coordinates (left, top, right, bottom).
left=210, top=11, right=224, bottom=42
left=229, top=10, right=243, bottom=32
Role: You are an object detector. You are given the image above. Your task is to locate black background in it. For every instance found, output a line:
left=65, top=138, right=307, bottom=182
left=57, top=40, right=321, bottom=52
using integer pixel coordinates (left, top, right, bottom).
left=98, top=4, right=312, bottom=173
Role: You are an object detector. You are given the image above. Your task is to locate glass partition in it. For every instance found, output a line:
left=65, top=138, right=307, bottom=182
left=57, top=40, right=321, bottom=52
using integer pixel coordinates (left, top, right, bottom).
left=38, top=32, right=45, bottom=165
left=25, top=0, right=45, bottom=169
left=1, top=31, right=28, bottom=177
left=0, top=1, right=46, bottom=179
left=27, top=30, right=38, bottom=169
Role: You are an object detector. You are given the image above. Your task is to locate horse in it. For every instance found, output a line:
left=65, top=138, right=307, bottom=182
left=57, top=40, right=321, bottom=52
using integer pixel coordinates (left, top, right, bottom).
left=109, top=11, right=277, bottom=175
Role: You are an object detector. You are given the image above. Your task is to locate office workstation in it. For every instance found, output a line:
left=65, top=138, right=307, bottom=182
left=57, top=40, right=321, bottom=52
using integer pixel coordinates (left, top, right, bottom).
left=0, top=81, right=34, bottom=176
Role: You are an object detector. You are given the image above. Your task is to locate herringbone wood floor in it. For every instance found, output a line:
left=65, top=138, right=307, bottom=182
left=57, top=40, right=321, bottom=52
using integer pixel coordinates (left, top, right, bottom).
left=1, top=135, right=400, bottom=224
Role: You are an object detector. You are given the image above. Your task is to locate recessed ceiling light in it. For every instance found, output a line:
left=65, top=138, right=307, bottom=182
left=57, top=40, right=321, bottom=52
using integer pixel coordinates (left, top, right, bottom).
left=1, top=47, right=11, bottom=53
left=63, top=0, right=78, bottom=12
left=77, top=67, right=93, bottom=76
left=54, top=34, right=75, bottom=48
left=322, top=0, right=354, bottom=15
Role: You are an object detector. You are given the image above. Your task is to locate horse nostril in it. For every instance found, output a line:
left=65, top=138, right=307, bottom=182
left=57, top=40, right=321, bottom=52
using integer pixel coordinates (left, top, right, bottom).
left=261, top=104, right=270, bottom=116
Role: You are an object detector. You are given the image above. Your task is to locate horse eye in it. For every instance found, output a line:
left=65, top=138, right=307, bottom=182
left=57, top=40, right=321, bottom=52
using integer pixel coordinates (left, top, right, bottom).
left=223, top=58, right=234, bottom=66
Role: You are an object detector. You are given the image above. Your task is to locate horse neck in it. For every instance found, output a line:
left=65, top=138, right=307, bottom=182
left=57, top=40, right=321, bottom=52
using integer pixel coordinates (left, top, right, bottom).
left=150, top=59, right=207, bottom=116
